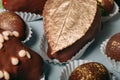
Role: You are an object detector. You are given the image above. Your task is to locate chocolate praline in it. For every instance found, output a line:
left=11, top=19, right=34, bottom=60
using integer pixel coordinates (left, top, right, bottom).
left=0, top=11, right=27, bottom=41
left=43, top=0, right=101, bottom=62
left=3, top=0, right=47, bottom=14
left=0, top=29, right=43, bottom=80
left=106, top=33, right=120, bottom=61
left=69, top=62, right=110, bottom=80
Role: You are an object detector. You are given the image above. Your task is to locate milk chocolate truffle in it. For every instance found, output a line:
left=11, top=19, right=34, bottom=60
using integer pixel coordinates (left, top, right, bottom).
left=0, top=29, right=43, bottom=80
left=69, top=62, right=110, bottom=80
left=0, top=11, right=27, bottom=41
left=3, top=0, right=47, bottom=14
left=106, top=33, right=120, bottom=61
left=43, top=0, right=101, bottom=62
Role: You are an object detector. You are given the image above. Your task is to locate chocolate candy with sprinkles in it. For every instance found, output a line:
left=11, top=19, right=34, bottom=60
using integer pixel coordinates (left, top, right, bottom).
left=106, top=33, right=120, bottom=61
left=69, top=62, right=110, bottom=80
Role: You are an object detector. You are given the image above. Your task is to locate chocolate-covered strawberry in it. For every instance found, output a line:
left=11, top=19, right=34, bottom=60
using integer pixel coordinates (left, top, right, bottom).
left=97, top=0, right=114, bottom=16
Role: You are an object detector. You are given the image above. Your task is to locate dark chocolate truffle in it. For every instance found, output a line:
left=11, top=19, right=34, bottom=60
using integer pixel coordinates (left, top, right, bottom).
left=0, top=11, right=27, bottom=41
left=3, top=0, right=47, bottom=14
left=0, top=29, right=43, bottom=80
left=106, top=33, right=120, bottom=61
left=69, top=62, right=110, bottom=80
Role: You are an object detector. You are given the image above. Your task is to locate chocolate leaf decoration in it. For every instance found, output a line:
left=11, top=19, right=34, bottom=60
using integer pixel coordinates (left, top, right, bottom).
left=43, top=0, right=97, bottom=53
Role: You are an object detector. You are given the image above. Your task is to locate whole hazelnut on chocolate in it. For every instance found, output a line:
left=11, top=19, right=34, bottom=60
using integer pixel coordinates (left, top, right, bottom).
left=69, top=62, right=110, bottom=80
left=0, top=11, right=27, bottom=41
left=97, top=0, right=114, bottom=16
left=2, top=0, right=47, bottom=14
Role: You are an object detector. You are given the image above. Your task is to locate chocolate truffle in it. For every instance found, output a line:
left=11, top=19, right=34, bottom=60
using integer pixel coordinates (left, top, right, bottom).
left=43, top=0, right=101, bottom=62
left=0, top=29, right=43, bottom=80
left=0, top=11, right=27, bottom=41
left=3, top=0, right=47, bottom=14
left=106, top=33, right=120, bottom=61
left=69, top=62, right=110, bottom=80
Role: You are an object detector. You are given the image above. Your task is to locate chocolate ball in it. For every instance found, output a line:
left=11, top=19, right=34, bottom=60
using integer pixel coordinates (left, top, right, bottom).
left=106, top=33, right=120, bottom=61
left=0, top=29, right=43, bottom=80
left=69, top=62, right=110, bottom=80
left=0, top=11, right=27, bottom=41
left=3, top=0, right=47, bottom=14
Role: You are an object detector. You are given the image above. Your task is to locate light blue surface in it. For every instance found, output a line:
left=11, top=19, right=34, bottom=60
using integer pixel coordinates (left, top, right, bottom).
left=25, top=13, right=120, bottom=80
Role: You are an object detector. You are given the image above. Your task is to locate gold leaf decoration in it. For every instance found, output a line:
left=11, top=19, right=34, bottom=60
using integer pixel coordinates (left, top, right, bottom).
left=43, top=0, right=97, bottom=54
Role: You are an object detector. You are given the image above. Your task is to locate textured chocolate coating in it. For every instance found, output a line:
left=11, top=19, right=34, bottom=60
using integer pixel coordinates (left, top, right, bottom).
left=0, top=29, right=43, bottom=80
left=3, top=0, right=47, bottom=14
left=0, top=11, right=26, bottom=41
left=47, top=7, right=101, bottom=62
left=106, top=33, right=120, bottom=61
left=69, top=62, right=110, bottom=80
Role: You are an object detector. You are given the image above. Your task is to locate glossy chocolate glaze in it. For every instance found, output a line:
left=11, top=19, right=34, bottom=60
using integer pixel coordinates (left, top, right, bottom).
left=0, top=29, right=43, bottom=80
left=0, top=11, right=26, bottom=41
left=3, top=0, right=47, bottom=14
left=69, top=62, right=110, bottom=80
left=47, top=7, right=101, bottom=62
left=106, top=33, right=120, bottom=61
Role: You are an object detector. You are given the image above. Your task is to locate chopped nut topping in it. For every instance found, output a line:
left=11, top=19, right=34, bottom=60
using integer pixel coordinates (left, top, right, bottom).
left=18, top=49, right=31, bottom=59
left=0, top=34, right=4, bottom=43
left=0, top=30, right=20, bottom=49
left=3, top=36, right=9, bottom=41
left=2, top=31, right=10, bottom=37
left=0, top=43, right=3, bottom=49
left=12, top=31, right=19, bottom=37
left=3, top=71, right=10, bottom=80
left=0, top=71, right=3, bottom=79
left=11, top=57, right=19, bottom=65
left=26, top=52, right=31, bottom=59
left=18, top=50, right=26, bottom=57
